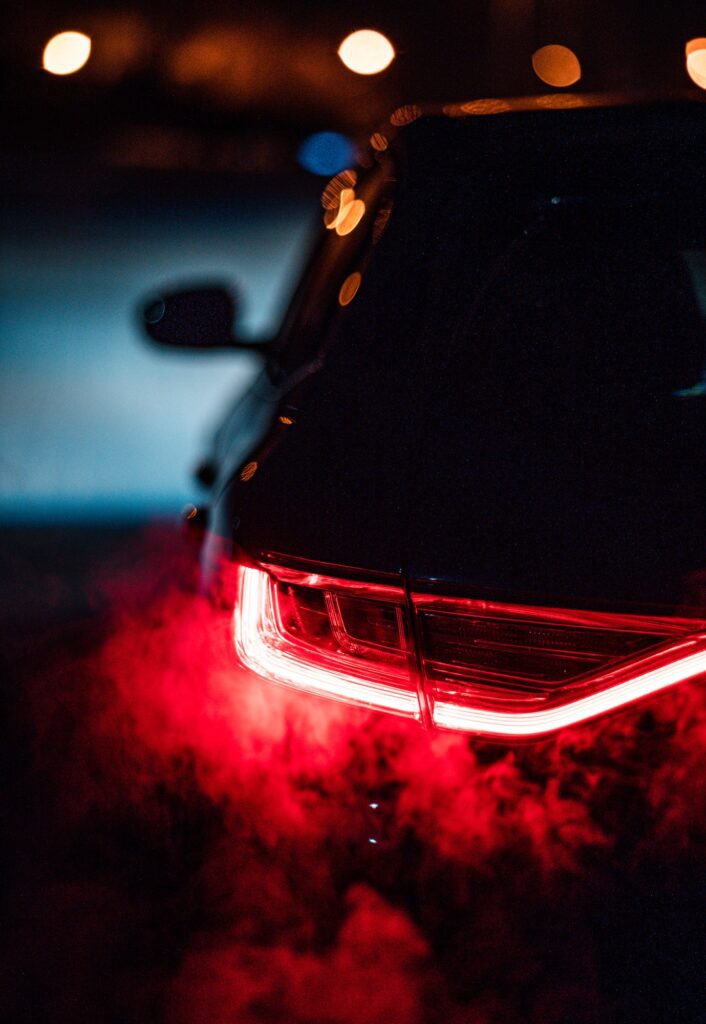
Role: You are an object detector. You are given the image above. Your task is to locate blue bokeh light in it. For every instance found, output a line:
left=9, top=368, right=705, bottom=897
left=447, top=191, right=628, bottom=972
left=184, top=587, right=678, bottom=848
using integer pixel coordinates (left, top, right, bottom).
left=297, top=132, right=356, bottom=176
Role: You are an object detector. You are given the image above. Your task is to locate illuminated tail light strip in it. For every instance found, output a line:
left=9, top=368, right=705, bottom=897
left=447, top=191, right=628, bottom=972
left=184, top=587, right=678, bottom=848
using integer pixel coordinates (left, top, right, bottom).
left=431, top=641, right=706, bottom=735
left=234, top=565, right=419, bottom=717
left=233, top=564, right=706, bottom=737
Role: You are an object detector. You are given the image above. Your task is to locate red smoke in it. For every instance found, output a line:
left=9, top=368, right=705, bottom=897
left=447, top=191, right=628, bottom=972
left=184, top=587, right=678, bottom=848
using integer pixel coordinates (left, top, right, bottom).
left=17, top=523, right=706, bottom=1023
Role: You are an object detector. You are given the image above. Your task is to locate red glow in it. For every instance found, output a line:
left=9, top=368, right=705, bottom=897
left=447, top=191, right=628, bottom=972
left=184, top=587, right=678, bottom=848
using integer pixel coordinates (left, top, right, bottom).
left=234, top=564, right=706, bottom=738
left=432, top=643, right=706, bottom=735
left=16, top=524, right=706, bottom=1021
left=234, top=564, right=419, bottom=717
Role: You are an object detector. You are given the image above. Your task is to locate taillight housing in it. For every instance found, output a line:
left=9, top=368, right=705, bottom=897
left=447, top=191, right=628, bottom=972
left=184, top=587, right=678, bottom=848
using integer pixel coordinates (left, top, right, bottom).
left=233, top=562, right=706, bottom=738
left=235, top=563, right=419, bottom=717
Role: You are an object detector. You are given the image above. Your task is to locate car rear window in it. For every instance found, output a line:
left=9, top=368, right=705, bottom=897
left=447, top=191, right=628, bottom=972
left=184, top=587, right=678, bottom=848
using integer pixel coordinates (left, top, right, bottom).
left=291, top=110, right=702, bottom=429
left=296, top=106, right=705, bottom=602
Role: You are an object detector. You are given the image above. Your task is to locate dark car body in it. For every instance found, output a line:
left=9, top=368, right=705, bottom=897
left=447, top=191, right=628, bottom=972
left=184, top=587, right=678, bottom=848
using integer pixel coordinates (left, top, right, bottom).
left=190, top=94, right=705, bottom=734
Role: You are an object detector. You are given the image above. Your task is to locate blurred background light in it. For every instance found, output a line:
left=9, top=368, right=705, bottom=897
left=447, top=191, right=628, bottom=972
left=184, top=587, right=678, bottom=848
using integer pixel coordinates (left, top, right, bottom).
left=298, top=131, right=356, bottom=176
left=531, top=44, right=581, bottom=88
left=685, top=38, right=706, bottom=89
left=6, top=1, right=705, bottom=524
left=42, top=31, right=92, bottom=76
left=337, top=29, right=395, bottom=75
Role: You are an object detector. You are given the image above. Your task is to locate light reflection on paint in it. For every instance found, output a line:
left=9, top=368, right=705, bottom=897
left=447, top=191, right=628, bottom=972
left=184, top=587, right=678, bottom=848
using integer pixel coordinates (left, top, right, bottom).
left=338, top=271, right=362, bottom=306
left=321, top=170, right=357, bottom=210
left=390, top=105, right=422, bottom=127
left=372, top=202, right=393, bottom=244
left=459, top=98, right=512, bottom=116
left=370, top=132, right=388, bottom=152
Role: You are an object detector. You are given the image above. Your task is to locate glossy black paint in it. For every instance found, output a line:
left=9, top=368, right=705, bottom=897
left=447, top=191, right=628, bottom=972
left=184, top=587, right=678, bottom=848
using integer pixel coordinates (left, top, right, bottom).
left=199, top=97, right=705, bottom=615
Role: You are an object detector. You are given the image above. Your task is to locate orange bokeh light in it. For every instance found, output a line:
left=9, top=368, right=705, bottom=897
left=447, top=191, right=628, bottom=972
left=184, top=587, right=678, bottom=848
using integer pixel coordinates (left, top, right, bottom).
left=321, top=170, right=357, bottom=210
left=324, top=188, right=366, bottom=237
left=42, top=30, right=92, bottom=75
left=531, top=45, right=581, bottom=88
left=338, top=272, right=362, bottom=306
left=685, top=38, right=706, bottom=90
left=337, top=30, right=395, bottom=76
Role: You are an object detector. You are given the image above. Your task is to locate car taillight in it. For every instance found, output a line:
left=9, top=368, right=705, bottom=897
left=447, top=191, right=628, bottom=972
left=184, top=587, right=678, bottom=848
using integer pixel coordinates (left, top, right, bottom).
left=234, top=564, right=418, bottom=716
left=233, top=564, right=706, bottom=737
left=413, top=594, right=706, bottom=736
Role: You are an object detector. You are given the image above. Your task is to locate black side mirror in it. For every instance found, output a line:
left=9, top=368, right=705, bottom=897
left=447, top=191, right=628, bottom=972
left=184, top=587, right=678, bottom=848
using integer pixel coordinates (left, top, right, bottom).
left=142, top=284, right=245, bottom=350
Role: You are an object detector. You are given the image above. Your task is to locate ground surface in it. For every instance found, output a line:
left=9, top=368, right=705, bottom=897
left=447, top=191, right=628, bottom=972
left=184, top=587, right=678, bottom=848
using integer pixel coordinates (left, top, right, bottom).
left=3, top=522, right=706, bottom=1024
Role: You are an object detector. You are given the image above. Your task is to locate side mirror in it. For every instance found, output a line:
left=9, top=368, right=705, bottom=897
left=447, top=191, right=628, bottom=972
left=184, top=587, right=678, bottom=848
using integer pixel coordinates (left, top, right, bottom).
left=141, top=284, right=247, bottom=350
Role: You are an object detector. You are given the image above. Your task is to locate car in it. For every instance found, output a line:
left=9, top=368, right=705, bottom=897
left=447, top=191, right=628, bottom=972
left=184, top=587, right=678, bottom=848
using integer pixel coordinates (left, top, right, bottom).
left=142, top=92, right=706, bottom=740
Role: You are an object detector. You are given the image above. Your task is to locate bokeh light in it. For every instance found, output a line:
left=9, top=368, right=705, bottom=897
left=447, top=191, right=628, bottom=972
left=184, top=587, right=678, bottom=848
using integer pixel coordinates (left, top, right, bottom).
left=531, top=45, right=581, bottom=88
left=324, top=188, right=366, bottom=236
left=390, top=104, right=422, bottom=127
left=337, top=30, right=395, bottom=76
left=369, top=132, right=388, bottom=152
left=321, top=170, right=357, bottom=211
left=42, top=31, right=92, bottom=76
left=685, top=38, right=706, bottom=90
left=338, top=271, right=362, bottom=306
left=298, top=132, right=356, bottom=176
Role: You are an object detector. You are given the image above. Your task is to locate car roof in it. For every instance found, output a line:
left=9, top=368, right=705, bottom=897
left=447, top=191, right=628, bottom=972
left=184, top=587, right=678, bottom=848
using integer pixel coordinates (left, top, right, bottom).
left=364, top=91, right=706, bottom=201
left=371, top=90, right=705, bottom=158
left=383, top=89, right=705, bottom=126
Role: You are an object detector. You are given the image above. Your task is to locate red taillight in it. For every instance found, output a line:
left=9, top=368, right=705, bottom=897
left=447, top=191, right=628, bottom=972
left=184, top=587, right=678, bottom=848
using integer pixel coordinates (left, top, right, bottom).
left=234, top=564, right=418, bottom=717
left=412, top=593, right=706, bottom=736
left=233, top=564, right=706, bottom=737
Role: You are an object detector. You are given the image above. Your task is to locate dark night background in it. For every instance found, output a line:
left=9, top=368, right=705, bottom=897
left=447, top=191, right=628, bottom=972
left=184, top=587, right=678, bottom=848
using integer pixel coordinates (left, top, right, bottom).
left=2, top=0, right=705, bottom=516
left=2, top=3, right=706, bottom=1022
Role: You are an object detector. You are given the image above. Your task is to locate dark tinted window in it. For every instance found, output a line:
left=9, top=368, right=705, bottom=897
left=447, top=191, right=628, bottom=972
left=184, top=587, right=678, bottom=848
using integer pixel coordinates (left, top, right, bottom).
left=307, top=106, right=706, bottom=397
left=287, top=106, right=705, bottom=603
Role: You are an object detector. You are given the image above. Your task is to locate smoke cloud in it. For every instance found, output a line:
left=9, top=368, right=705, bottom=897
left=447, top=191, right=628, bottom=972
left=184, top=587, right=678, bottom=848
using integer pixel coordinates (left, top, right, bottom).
left=9, top=523, right=706, bottom=1023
